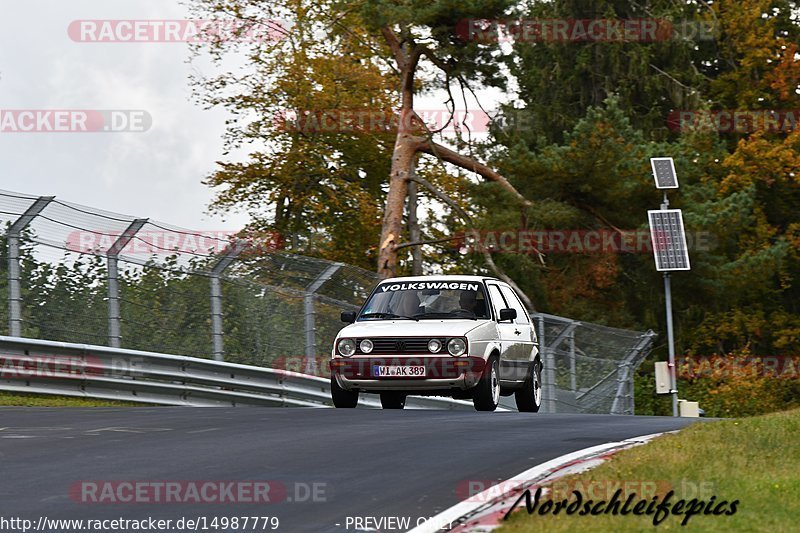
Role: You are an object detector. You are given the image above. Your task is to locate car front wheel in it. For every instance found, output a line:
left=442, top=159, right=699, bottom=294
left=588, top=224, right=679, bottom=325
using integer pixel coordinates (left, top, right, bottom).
left=331, top=376, right=359, bottom=408
left=515, top=360, right=542, bottom=413
left=473, top=357, right=500, bottom=411
left=380, top=392, right=406, bottom=409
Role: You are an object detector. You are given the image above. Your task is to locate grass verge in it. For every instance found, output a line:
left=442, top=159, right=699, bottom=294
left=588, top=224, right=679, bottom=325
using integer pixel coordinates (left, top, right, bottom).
left=0, top=391, right=148, bottom=407
left=500, top=409, right=800, bottom=532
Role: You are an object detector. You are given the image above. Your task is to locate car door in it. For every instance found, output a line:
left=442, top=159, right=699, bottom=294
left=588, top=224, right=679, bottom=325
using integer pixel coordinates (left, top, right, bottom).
left=499, top=285, right=537, bottom=382
left=486, top=283, right=517, bottom=381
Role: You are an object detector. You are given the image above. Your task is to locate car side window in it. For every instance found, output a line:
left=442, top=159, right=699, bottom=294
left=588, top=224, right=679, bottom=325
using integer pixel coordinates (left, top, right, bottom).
left=487, top=284, right=508, bottom=321
left=500, top=286, right=530, bottom=325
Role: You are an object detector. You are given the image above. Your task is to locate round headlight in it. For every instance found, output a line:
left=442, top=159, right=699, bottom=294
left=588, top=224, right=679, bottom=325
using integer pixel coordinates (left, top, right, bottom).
left=359, top=339, right=374, bottom=354
left=428, top=339, right=442, bottom=353
left=447, top=338, right=467, bottom=357
left=337, top=338, right=356, bottom=357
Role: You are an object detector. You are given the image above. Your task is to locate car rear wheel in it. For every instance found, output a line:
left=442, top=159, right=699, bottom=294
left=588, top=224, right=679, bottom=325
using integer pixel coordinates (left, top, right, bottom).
left=473, top=357, right=500, bottom=411
left=331, top=376, right=358, bottom=408
left=380, top=392, right=406, bottom=409
left=515, top=359, right=542, bottom=413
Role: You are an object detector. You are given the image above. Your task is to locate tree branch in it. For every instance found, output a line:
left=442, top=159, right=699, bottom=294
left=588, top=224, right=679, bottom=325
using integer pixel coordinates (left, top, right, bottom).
left=381, top=26, right=405, bottom=68
left=394, top=235, right=462, bottom=250
left=407, top=174, right=539, bottom=311
left=482, top=250, right=536, bottom=312
left=416, top=140, right=532, bottom=207
left=408, top=174, right=472, bottom=222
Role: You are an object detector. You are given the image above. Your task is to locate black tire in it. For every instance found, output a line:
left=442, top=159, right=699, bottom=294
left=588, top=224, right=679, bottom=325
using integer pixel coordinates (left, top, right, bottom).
left=473, top=357, right=500, bottom=411
left=331, top=376, right=358, bottom=408
left=515, top=359, right=542, bottom=413
left=380, top=392, right=406, bottom=409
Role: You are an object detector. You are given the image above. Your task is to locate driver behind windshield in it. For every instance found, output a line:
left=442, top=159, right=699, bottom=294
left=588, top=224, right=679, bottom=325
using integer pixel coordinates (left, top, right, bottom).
left=394, top=291, right=421, bottom=317
left=458, top=290, right=488, bottom=318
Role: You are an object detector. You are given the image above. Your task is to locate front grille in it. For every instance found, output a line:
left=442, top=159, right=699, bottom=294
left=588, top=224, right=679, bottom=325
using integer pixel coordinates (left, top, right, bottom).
left=359, top=337, right=440, bottom=354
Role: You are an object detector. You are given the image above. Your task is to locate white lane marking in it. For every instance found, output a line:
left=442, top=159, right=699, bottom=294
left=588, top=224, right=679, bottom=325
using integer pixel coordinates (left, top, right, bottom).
left=407, top=432, right=671, bottom=533
left=186, top=428, right=220, bottom=434
left=85, top=427, right=171, bottom=434
left=0, top=427, right=72, bottom=431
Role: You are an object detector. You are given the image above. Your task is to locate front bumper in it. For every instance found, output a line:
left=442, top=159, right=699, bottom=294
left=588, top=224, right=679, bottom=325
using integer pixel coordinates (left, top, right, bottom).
left=330, top=356, right=486, bottom=392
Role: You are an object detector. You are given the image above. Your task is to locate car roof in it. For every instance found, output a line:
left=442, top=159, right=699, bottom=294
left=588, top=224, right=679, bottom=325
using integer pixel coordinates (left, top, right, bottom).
left=378, top=275, right=500, bottom=283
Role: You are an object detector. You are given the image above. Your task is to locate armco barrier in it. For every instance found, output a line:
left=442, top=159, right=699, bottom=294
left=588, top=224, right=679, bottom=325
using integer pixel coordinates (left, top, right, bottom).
left=0, top=336, right=478, bottom=410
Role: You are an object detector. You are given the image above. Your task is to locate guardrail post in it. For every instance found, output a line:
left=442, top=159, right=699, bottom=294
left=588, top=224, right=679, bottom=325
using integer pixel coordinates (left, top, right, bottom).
left=209, top=240, right=248, bottom=361
left=106, top=219, right=148, bottom=348
left=304, top=263, right=343, bottom=374
left=7, top=196, right=55, bottom=337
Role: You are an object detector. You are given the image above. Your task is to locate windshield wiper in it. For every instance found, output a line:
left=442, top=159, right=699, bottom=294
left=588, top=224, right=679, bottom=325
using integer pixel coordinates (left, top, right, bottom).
left=360, top=312, right=419, bottom=321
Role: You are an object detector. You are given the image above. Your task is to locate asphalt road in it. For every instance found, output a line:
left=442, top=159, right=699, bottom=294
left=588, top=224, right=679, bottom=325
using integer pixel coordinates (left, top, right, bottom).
left=0, top=408, right=700, bottom=532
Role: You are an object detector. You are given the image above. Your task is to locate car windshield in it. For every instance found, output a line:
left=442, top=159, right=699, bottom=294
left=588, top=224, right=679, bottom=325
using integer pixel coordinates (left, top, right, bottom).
left=359, top=281, right=490, bottom=320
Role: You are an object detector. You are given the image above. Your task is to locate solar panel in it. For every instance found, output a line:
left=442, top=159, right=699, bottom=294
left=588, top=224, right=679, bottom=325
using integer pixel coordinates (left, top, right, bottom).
left=650, top=157, right=679, bottom=189
left=648, top=209, right=691, bottom=271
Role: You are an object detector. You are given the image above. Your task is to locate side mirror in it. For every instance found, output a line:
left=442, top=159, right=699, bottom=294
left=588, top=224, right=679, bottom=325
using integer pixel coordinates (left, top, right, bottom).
left=499, top=308, right=517, bottom=322
left=341, top=311, right=357, bottom=323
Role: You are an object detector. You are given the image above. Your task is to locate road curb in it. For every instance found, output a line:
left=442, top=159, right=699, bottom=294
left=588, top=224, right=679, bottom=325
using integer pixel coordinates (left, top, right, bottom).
left=408, top=431, right=673, bottom=533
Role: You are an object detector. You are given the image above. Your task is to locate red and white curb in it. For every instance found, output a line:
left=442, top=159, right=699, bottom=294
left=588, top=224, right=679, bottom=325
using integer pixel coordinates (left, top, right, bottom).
left=408, top=432, right=673, bottom=533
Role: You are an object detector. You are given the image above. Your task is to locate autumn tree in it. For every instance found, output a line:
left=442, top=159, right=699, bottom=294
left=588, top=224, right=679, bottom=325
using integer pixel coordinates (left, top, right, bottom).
left=190, top=0, right=537, bottom=306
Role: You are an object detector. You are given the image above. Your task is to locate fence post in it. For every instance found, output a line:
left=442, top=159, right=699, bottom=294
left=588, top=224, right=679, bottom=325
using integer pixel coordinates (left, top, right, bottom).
left=569, top=329, right=577, bottom=395
left=610, top=331, right=657, bottom=414
left=209, top=240, right=248, bottom=361
left=537, top=314, right=556, bottom=413
left=106, top=219, right=147, bottom=348
left=7, top=196, right=55, bottom=337
left=304, top=263, right=343, bottom=374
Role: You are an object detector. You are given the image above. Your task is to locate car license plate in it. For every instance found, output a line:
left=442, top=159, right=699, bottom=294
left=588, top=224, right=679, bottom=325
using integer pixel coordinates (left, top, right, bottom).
left=373, top=365, right=425, bottom=377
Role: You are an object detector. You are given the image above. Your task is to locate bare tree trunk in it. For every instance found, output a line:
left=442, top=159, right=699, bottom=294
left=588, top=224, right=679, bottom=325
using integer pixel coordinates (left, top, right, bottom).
left=377, top=134, right=418, bottom=278
left=407, top=156, right=422, bottom=275
left=375, top=27, right=532, bottom=284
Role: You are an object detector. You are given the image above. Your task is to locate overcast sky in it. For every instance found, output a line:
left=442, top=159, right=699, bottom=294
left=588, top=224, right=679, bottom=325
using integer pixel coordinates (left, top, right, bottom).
left=1, top=1, right=509, bottom=233
left=0, top=0, right=249, bottom=230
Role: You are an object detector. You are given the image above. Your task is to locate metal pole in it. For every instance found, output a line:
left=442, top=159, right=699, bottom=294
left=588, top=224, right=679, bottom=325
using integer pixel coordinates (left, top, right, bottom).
left=209, top=240, right=249, bottom=362
left=538, top=314, right=556, bottom=413
left=107, top=256, right=120, bottom=347
left=304, top=292, right=316, bottom=371
left=106, top=219, right=148, bottom=348
left=303, top=263, right=343, bottom=374
left=664, top=272, right=678, bottom=416
left=210, top=274, right=224, bottom=361
left=7, top=234, right=21, bottom=337
left=569, top=330, right=576, bottom=394
left=7, top=196, right=55, bottom=337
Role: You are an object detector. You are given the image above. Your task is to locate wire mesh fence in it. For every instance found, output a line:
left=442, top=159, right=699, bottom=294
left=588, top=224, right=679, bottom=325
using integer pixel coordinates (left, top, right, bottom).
left=0, top=189, right=655, bottom=413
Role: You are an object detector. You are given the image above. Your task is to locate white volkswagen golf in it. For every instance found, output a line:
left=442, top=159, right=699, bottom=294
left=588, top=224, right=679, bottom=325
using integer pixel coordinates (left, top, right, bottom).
left=329, top=275, right=542, bottom=412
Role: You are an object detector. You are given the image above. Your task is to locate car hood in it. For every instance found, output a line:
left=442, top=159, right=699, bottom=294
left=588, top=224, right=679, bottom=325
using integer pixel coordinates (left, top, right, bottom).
left=339, top=319, right=493, bottom=339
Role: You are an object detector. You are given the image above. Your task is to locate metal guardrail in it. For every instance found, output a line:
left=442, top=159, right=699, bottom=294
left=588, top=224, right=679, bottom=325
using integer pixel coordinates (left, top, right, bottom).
left=0, top=336, right=476, bottom=410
